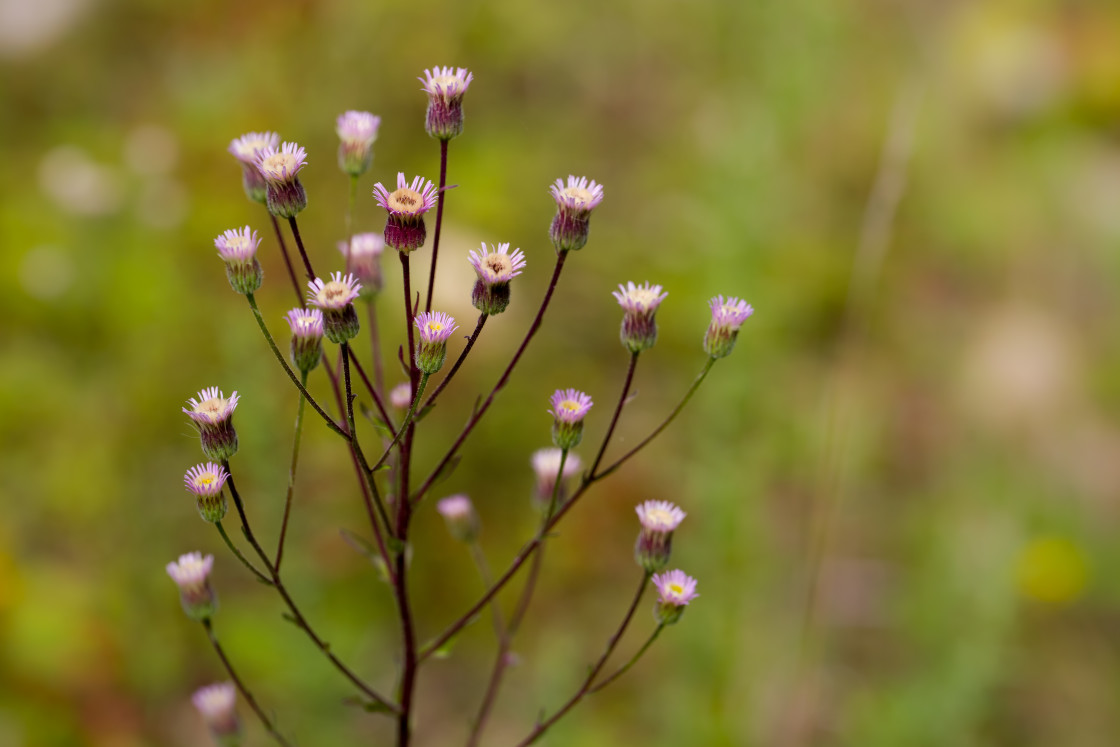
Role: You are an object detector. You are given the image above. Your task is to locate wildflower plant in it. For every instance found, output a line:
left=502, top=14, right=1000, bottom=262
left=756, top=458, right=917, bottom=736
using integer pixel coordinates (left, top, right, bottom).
left=167, top=66, right=754, bottom=747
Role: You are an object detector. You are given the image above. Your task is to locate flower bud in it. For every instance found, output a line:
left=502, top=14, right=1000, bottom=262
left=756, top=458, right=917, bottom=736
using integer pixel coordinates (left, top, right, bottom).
left=468, top=242, right=526, bottom=316
left=548, top=388, right=593, bottom=450
left=256, top=142, right=308, bottom=219
left=284, top=307, right=325, bottom=374
left=634, top=500, right=686, bottom=572
left=228, top=132, right=278, bottom=204
left=167, top=552, right=217, bottom=621
left=214, top=227, right=263, bottom=295
left=612, top=281, right=668, bottom=353
left=651, top=569, right=698, bottom=625
left=336, top=110, right=380, bottom=177
left=419, top=66, right=474, bottom=141
left=307, top=272, right=362, bottom=344
left=339, top=233, right=385, bottom=298
left=549, top=176, right=604, bottom=252
left=530, top=448, right=582, bottom=511
left=192, top=682, right=242, bottom=747
left=373, top=173, right=437, bottom=254
left=183, top=387, right=240, bottom=461
left=389, top=382, right=412, bottom=410
left=437, top=494, right=479, bottom=543
left=183, top=462, right=230, bottom=523
left=704, top=295, right=754, bottom=359
left=413, top=311, right=459, bottom=374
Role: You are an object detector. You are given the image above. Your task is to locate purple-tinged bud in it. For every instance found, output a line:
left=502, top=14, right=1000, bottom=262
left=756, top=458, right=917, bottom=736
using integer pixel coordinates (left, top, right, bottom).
left=183, top=387, right=240, bottom=461
left=228, top=132, right=279, bottom=204
left=437, top=494, right=479, bottom=543
left=634, top=500, right=686, bottom=572
left=339, top=233, right=385, bottom=298
left=336, top=110, right=380, bottom=177
left=704, top=295, right=754, bottom=359
left=651, top=569, right=698, bottom=625
left=214, top=227, right=263, bottom=295
left=167, top=552, right=217, bottom=621
left=414, top=311, right=459, bottom=374
left=373, top=173, right=438, bottom=254
left=419, top=66, right=473, bottom=141
left=285, top=307, right=325, bottom=373
left=612, top=281, right=668, bottom=353
left=548, top=388, right=593, bottom=450
left=184, top=462, right=230, bottom=523
left=468, top=242, right=526, bottom=316
left=192, top=682, right=242, bottom=746
left=549, top=175, right=604, bottom=252
left=530, top=448, right=582, bottom=511
left=307, top=272, right=362, bottom=344
left=389, top=382, right=412, bottom=410
left=256, top=141, right=308, bottom=219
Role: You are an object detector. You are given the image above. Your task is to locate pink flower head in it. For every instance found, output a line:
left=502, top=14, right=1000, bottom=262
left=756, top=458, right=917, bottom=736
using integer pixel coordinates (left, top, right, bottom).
left=166, top=551, right=214, bottom=589
left=420, top=67, right=474, bottom=140
left=184, top=462, right=229, bottom=497
left=653, top=569, right=699, bottom=607
left=285, top=307, right=325, bottom=339
left=635, top=501, right=685, bottom=572
left=255, top=141, right=308, bottom=185
left=192, top=682, right=241, bottom=739
left=183, top=387, right=240, bottom=427
left=531, top=448, right=582, bottom=509
left=336, top=110, right=381, bottom=146
left=636, top=500, right=686, bottom=532
left=214, top=226, right=261, bottom=263
left=613, top=281, right=668, bottom=314
left=389, top=382, right=412, bottom=409
left=339, top=233, right=385, bottom=296
left=437, top=494, right=479, bottom=542
left=373, top=173, right=438, bottom=219
left=709, top=295, right=753, bottom=329
left=550, top=175, right=604, bottom=217
left=549, top=389, right=593, bottom=425
left=468, top=243, right=527, bottom=286
left=307, top=272, right=362, bottom=310
left=420, top=66, right=474, bottom=100
left=285, top=307, right=325, bottom=372
left=613, top=281, right=668, bottom=353
left=228, top=132, right=279, bottom=165
left=415, top=311, right=458, bottom=344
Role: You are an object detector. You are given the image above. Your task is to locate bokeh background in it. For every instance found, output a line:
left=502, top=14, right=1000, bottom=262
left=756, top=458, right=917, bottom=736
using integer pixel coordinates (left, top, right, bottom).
left=3, top=0, right=1120, bottom=744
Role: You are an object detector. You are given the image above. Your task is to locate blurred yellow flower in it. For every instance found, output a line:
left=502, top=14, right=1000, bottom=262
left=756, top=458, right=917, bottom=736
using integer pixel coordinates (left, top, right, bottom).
left=1016, top=536, right=1088, bottom=605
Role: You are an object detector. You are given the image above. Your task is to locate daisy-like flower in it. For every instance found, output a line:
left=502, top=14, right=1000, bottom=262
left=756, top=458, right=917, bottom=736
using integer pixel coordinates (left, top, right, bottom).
left=183, top=387, right=240, bottom=461
left=437, top=494, right=479, bottom=543
left=651, top=568, right=699, bottom=625
left=339, top=233, right=385, bottom=297
left=530, top=448, right=583, bottom=511
left=548, top=388, right=593, bottom=449
left=336, top=110, right=381, bottom=176
left=255, top=141, right=308, bottom=218
left=419, top=66, right=474, bottom=140
left=704, top=295, right=754, bottom=359
left=635, top=500, right=686, bottom=572
left=612, top=281, right=669, bottom=353
left=372, top=173, right=438, bottom=254
left=166, top=552, right=216, bottom=621
left=307, top=272, right=362, bottom=344
left=184, top=462, right=230, bottom=524
left=214, top=226, right=263, bottom=295
left=549, top=175, right=605, bottom=252
left=192, top=683, right=242, bottom=744
left=467, top=242, right=527, bottom=315
left=285, top=307, right=325, bottom=373
left=389, top=382, right=412, bottom=410
left=228, top=131, right=279, bottom=204
left=414, top=311, right=459, bottom=374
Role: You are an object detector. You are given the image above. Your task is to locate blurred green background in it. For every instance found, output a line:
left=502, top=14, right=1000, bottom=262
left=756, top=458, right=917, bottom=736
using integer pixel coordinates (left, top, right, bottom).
left=3, top=0, right=1120, bottom=744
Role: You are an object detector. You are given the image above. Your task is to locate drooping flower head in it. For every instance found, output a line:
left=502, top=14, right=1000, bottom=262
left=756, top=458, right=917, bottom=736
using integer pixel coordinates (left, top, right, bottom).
left=336, top=110, right=381, bottom=176
left=192, top=682, right=242, bottom=744
left=468, top=242, right=527, bottom=315
left=285, top=307, right=325, bottom=373
left=635, top=500, right=686, bottom=572
left=183, top=387, right=240, bottom=461
left=420, top=66, right=474, bottom=140
left=339, top=233, right=385, bottom=297
left=373, top=173, right=438, bottom=253
left=549, top=175, right=604, bottom=251
left=166, top=552, right=216, bottom=621
left=389, top=382, right=412, bottom=410
left=255, top=141, right=308, bottom=218
left=437, top=494, right=479, bottom=543
left=307, top=272, right=362, bottom=344
left=652, top=568, right=699, bottom=625
left=214, top=226, right=263, bottom=295
left=228, top=131, right=279, bottom=203
left=414, top=311, right=459, bottom=374
left=613, top=281, right=668, bottom=353
left=530, top=448, right=583, bottom=511
left=704, top=295, right=754, bottom=359
left=184, top=462, right=230, bottom=523
left=548, top=388, right=593, bottom=449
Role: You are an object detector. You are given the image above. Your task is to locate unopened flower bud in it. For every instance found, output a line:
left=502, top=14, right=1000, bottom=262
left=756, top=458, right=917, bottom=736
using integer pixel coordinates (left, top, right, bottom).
left=468, top=243, right=526, bottom=316
left=373, top=173, right=437, bottom=254
left=214, top=227, right=263, bottom=295
left=167, top=552, right=217, bottom=621
left=634, top=500, right=686, bottom=572
left=613, top=281, right=668, bottom=353
left=183, top=387, right=240, bottom=461
left=413, top=311, right=458, bottom=374
left=548, top=388, right=593, bottom=450
left=419, top=66, right=473, bottom=140
left=285, top=307, right=324, bottom=373
left=651, top=569, right=698, bottom=625
left=307, top=272, right=362, bottom=344
left=339, top=233, right=385, bottom=298
left=184, top=462, right=230, bottom=523
left=389, top=382, right=412, bottom=410
left=704, top=295, right=754, bottom=359
left=336, top=110, right=380, bottom=177
left=192, top=682, right=242, bottom=746
left=437, top=494, right=479, bottom=543
left=549, top=175, right=604, bottom=252
left=228, top=132, right=279, bottom=204
left=530, top=448, right=582, bottom=511
left=256, top=142, right=308, bottom=219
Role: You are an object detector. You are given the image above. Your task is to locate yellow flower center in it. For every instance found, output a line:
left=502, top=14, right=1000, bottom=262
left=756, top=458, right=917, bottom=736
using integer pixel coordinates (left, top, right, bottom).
left=561, top=400, right=580, bottom=411
left=485, top=254, right=510, bottom=273
left=427, top=322, right=443, bottom=333
left=647, top=508, right=673, bottom=525
left=319, top=281, right=349, bottom=304
left=197, top=398, right=226, bottom=416
left=562, top=186, right=593, bottom=206
left=261, top=152, right=296, bottom=178
left=669, top=583, right=683, bottom=594
left=389, top=188, right=422, bottom=214
left=432, top=74, right=459, bottom=89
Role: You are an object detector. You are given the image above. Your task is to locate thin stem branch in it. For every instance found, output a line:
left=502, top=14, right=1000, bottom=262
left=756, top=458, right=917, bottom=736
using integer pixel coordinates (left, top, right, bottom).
left=268, top=212, right=304, bottom=307
left=587, top=625, right=664, bottom=694
left=287, top=216, right=316, bottom=280
left=351, top=352, right=395, bottom=430
left=421, top=313, right=487, bottom=412
left=215, top=521, right=272, bottom=585
left=468, top=541, right=506, bottom=639
left=343, top=343, right=395, bottom=535
left=587, top=352, right=639, bottom=477
left=424, top=139, right=449, bottom=313
left=222, top=465, right=274, bottom=571
left=372, top=372, right=429, bottom=473
left=274, top=370, right=309, bottom=571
